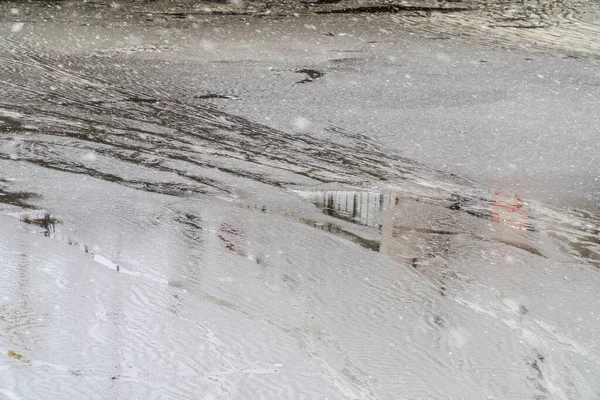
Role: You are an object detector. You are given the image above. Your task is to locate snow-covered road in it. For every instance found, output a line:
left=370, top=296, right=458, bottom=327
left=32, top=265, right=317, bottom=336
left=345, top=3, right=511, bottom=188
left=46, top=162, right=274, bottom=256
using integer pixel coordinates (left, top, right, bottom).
left=1, top=8, right=599, bottom=399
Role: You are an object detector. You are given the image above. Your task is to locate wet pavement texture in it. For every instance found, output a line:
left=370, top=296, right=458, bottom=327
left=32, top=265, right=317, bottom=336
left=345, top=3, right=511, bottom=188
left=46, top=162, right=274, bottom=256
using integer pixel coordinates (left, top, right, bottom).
left=1, top=3, right=600, bottom=400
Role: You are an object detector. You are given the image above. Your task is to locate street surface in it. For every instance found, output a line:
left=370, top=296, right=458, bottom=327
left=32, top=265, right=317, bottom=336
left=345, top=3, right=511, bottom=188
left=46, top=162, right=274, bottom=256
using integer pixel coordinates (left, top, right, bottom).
left=1, top=2, right=599, bottom=399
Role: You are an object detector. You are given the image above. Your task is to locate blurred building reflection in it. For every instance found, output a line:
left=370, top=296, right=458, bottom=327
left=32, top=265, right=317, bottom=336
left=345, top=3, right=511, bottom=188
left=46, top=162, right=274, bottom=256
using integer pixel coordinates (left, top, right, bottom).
left=312, top=190, right=398, bottom=229
left=306, top=189, right=537, bottom=266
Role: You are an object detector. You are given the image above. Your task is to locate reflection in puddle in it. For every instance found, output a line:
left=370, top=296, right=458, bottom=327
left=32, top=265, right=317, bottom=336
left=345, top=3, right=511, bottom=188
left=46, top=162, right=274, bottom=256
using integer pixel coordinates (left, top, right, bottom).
left=302, top=189, right=600, bottom=268
left=449, top=193, right=536, bottom=232
left=20, top=212, right=58, bottom=237
left=317, top=190, right=395, bottom=228
left=311, top=190, right=536, bottom=232
left=9, top=210, right=143, bottom=276
left=300, top=218, right=381, bottom=252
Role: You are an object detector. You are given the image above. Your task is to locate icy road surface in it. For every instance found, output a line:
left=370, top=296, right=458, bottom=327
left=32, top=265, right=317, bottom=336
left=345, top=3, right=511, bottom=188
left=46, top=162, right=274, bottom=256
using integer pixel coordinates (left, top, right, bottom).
left=1, top=9, right=600, bottom=400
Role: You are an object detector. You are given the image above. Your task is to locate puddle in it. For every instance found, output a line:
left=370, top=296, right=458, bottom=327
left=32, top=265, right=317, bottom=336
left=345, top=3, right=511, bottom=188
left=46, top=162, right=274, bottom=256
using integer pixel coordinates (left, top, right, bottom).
left=19, top=212, right=58, bottom=237
left=297, top=188, right=600, bottom=268
left=306, top=189, right=536, bottom=231
left=9, top=209, right=145, bottom=277
left=311, top=190, right=393, bottom=228
left=449, top=193, right=536, bottom=232
left=300, top=218, right=381, bottom=251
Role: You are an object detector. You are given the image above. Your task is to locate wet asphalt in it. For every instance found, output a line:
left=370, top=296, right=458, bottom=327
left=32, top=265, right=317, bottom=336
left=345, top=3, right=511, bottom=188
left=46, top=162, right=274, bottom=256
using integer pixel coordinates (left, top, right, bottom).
left=1, top=4, right=600, bottom=399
